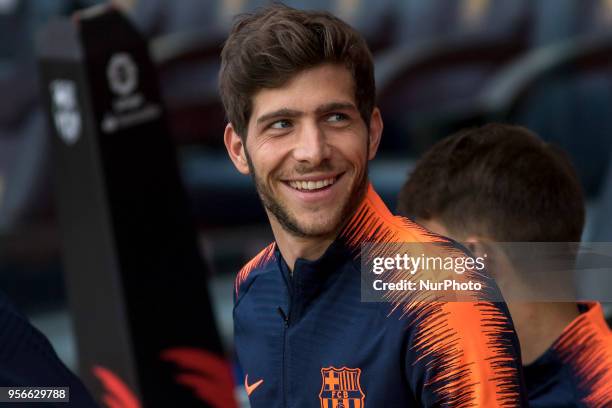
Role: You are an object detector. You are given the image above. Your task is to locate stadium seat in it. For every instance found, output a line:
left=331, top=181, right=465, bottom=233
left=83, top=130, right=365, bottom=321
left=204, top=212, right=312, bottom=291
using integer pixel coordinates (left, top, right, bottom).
left=446, top=0, right=612, bottom=196
left=151, top=27, right=227, bottom=147
left=534, top=0, right=612, bottom=46
left=332, top=0, right=396, bottom=53
left=149, top=1, right=274, bottom=147
left=375, top=0, right=533, bottom=155
left=126, top=0, right=222, bottom=38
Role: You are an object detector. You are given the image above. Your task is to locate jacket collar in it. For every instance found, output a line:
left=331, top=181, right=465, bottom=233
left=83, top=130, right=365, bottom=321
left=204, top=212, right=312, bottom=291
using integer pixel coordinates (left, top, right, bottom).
left=276, top=183, right=387, bottom=306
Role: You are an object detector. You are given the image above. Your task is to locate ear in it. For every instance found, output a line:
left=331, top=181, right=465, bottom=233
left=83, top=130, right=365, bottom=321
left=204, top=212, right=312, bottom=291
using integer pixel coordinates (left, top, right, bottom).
left=224, top=123, right=250, bottom=175
left=464, top=236, right=486, bottom=259
left=367, top=107, right=383, bottom=161
left=464, top=236, right=506, bottom=281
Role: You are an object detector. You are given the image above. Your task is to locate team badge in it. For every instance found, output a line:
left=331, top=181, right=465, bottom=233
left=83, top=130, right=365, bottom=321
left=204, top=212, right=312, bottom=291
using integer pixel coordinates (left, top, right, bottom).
left=50, top=80, right=81, bottom=145
left=319, top=366, right=365, bottom=408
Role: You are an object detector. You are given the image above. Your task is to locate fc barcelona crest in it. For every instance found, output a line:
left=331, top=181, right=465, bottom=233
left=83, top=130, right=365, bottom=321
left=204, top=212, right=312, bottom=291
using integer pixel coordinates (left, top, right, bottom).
left=319, top=366, right=365, bottom=408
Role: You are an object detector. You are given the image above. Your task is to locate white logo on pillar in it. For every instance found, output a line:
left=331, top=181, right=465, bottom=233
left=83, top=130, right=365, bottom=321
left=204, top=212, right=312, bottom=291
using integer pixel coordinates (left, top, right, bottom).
left=107, top=52, right=139, bottom=96
left=102, top=51, right=160, bottom=134
left=50, top=80, right=81, bottom=145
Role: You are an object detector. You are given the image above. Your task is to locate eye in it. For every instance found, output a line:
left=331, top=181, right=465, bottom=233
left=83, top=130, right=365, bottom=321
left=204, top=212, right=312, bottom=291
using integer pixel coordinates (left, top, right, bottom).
left=326, top=113, right=348, bottom=123
left=270, top=119, right=292, bottom=129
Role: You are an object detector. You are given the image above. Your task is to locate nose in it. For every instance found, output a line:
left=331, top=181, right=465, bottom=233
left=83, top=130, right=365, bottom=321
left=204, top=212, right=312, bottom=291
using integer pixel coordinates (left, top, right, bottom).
left=292, top=121, right=331, bottom=165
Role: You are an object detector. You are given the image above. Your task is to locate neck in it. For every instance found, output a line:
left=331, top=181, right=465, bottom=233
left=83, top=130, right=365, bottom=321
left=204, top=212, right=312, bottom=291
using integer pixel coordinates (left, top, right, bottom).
left=486, top=251, right=581, bottom=365
left=267, top=180, right=371, bottom=271
left=269, top=220, right=336, bottom=272
left=507, top=301, right=579, bottom=365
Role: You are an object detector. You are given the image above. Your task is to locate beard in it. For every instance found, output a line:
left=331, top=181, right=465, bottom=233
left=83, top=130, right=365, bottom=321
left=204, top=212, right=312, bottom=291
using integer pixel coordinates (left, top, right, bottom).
left=244, top=149, right=368, bottom=239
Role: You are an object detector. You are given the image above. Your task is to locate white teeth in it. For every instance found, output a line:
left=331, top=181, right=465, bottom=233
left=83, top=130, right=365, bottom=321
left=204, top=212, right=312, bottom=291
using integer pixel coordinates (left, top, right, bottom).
left=288, top=177, right=336, bottom=191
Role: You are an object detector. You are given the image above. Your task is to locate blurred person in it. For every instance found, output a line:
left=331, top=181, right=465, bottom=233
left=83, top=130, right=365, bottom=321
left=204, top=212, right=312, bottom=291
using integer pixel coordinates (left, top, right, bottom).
left=0, top=289, right=98, bottom=405
left=0, top=2, right=103, bottom=404
left=398, top=123, right=612, bottom=407
left=220, top=4, right=528, bottom=407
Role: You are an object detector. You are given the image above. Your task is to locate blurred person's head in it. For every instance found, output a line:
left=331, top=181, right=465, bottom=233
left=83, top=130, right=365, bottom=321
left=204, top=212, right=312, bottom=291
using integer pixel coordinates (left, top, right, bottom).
left=398, top=123, right=585, bottom=243
left=398, top=124, right=585, bottom=291
left=221, top=4, right=382, bottom=242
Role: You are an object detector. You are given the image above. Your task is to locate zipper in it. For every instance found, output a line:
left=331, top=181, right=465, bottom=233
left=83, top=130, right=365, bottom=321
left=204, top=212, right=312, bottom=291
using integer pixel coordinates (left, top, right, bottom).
left=279, top=260, right=296, bottom=408
left=278, top=306, right=290, bottom=407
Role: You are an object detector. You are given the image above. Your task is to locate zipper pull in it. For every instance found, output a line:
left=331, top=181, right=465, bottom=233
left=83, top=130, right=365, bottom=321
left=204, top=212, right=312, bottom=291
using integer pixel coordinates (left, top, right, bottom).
left=277, top=306, right=289, bottom=327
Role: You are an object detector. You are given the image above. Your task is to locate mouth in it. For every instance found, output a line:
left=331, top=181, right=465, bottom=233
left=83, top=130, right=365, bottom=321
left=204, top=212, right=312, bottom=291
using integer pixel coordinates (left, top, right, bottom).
left=285, top=173, right=343, bottom=193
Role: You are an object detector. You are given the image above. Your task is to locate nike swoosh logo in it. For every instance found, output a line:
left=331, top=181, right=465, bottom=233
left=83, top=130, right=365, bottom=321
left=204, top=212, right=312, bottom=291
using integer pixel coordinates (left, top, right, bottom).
left=244, top=374, right=264, bottom=397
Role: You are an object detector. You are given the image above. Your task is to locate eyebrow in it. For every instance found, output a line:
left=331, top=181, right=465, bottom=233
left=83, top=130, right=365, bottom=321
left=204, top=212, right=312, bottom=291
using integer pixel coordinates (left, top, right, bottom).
left=255, top=101, right=358, bottom=126
left=315, top=102, right=357, bottom=115
left=256, top=109, right=302, bottom=125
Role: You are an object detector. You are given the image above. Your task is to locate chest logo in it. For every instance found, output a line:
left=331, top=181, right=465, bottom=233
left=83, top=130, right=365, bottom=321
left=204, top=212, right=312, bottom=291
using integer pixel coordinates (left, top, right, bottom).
left=244, top=374, right=263, bottom=397
left=319, top=366, right=365, bottom=408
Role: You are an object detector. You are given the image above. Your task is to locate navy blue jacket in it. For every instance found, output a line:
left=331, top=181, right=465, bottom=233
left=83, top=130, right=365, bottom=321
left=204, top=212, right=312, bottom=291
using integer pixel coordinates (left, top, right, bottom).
left=525, top=302, right=612, bottom=407
left=234, top=185, right=527, bottom=407
left=0, top=290, right=98, bottom=407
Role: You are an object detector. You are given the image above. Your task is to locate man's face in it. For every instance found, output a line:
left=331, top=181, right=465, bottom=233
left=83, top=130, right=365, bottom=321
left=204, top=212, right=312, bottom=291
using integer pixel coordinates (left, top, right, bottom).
left=225, top=63, right=382, bottom=238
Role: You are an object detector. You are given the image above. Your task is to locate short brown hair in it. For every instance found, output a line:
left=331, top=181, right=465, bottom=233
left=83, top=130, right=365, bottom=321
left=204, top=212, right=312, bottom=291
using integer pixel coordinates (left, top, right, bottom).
left=398, top=124, right=585, bottom=242
left=219, top=3, right=375, bottom=138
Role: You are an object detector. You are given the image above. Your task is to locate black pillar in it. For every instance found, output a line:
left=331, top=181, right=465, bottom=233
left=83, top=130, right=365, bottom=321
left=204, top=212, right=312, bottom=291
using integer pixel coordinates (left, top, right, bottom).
left=37, top=5, right=235, bottom=407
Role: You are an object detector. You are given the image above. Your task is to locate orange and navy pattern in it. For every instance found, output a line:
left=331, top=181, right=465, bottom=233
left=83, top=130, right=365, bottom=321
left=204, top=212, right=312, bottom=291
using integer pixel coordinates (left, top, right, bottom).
left=553, top=302, right=612, bottom=407
left=233, top=184, right=527, bottom=407
left=234, top=242, right=276, bottom=297
left=339, top=184, right=524, bottom=407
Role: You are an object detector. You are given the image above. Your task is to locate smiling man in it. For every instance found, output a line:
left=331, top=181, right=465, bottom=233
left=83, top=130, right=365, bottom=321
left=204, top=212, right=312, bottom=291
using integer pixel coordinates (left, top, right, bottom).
left=220, top=4, right=527, bottom=407
left=227, top=62, right=375, bottom=267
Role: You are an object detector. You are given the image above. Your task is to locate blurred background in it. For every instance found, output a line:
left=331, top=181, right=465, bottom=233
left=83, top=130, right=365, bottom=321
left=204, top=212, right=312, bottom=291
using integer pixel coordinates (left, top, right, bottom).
left=1, top=0, right=612, bottom=404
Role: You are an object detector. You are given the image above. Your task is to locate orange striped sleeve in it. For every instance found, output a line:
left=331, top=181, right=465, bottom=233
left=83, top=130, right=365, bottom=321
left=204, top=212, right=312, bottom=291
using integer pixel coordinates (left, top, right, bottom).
left=342, top=184, right=525, bottom=406
left=554, top=303, right=612, bottom=406
left=235, top=242, right=276, bottom=297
